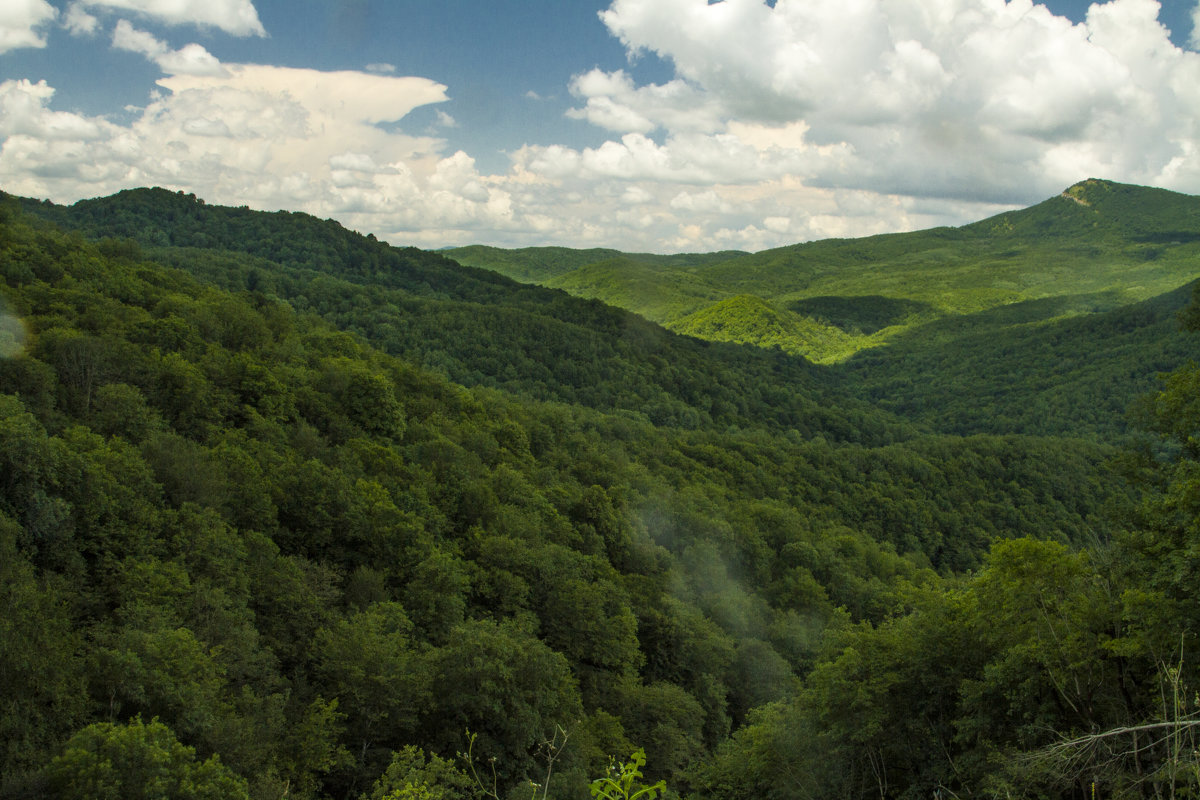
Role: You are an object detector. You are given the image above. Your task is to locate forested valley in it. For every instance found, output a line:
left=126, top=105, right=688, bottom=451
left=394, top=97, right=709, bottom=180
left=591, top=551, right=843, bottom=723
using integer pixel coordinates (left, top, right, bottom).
left=2, top=184, right=1200, bottom=800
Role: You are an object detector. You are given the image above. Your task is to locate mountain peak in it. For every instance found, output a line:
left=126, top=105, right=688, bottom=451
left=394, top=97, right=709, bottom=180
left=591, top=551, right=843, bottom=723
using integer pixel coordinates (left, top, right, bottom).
left=1061, top=178, right=1113, bottom=206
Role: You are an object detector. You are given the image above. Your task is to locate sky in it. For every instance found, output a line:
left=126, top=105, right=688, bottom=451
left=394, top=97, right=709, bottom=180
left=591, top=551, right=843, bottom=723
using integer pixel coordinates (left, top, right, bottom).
left=2, top=0, right=1200, bottom=253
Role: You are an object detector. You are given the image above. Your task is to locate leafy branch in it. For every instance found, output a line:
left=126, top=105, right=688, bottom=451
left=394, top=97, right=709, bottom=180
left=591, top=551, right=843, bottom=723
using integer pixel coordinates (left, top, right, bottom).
left=588, top=749, right=666, bottom=800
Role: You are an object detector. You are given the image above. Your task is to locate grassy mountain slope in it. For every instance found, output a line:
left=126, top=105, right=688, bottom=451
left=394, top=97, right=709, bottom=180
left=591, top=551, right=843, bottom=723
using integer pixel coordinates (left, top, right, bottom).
left=699, top=179, right=1200, bottom=309
left=668, top=295, right=859, bottom=360
left=544, top=257, right=728, bottom=322
left=440, top=180, right=1200, bottom=437
left=447, top=180, right=1200, bottom=366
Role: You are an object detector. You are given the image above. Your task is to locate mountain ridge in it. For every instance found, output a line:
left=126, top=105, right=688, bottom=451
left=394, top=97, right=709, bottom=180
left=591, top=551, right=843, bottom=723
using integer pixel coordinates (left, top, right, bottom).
left=9, top=179, right=1195, bottom=440
left=446, top=179, right=1200, bottom=365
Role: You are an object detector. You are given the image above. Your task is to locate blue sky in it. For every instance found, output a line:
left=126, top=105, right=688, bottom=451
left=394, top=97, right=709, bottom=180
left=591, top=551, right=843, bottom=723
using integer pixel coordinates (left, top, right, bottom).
left=3, top=0, right=1200, bottom=252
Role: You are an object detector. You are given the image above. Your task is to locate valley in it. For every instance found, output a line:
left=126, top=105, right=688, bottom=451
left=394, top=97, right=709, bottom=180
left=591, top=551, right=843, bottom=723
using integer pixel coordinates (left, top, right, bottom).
left=1, top=180, right=1198, bottom=800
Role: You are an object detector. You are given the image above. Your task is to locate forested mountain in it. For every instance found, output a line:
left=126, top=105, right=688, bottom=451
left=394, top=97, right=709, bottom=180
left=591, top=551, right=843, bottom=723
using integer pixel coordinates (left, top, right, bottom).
left=15, top=188, right=911, bottom=443
left=450, top=180, right=1200, bottom=440
left=1, top=184, right=1199, bottom=800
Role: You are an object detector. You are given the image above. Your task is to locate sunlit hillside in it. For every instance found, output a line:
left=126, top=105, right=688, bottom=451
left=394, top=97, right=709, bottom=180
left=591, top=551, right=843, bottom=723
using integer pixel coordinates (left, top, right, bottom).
left=449, top=179, right=1200, bottom=364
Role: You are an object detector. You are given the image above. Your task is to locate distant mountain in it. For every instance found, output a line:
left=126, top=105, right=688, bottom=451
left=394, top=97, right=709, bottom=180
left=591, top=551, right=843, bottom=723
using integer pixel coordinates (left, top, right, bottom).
left=447, top=179, right=1200, bottom=366
left=694, top=179, right=1200, bottom=312
left=447, top=244, right=748, bottom=284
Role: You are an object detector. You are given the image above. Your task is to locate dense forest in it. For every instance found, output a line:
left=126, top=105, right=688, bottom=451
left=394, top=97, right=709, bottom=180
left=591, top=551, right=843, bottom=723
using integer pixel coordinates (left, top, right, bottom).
left=1, top=185, right=1198, bottom=800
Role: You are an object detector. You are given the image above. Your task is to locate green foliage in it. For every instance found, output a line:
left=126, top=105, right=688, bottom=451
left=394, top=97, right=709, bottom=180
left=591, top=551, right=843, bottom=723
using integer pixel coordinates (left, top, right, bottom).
left=787, top=295, right=937, bottom=335
left=362, top=746, right=474, bottom=800
left=546, top=258, right=728, bottom=323
left=427, top=620, right=583, bottom=788
left=588, top=749, right=666, bottom=800
left=0, top=514, right=87, bottom=787
left=15, top=187, right=918, bottom=444
left=835, top=282, right=1197, bottom=438
left=43, top=717, right=250, bottom=800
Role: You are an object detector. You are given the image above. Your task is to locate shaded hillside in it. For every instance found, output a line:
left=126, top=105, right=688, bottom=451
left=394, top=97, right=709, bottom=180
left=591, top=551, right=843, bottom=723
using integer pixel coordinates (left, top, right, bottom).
left=11, top=189, right=907, bottom=444
left=833, top=282, right=1199, bottom=438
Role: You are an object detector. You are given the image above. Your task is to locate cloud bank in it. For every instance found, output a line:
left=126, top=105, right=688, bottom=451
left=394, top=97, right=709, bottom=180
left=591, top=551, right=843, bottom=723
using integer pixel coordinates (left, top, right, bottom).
left=0, top=66, right=456, bottom=213
left=2, top=0, right=1200, bottom=252
left=561, top=0, right=1200, bottom=202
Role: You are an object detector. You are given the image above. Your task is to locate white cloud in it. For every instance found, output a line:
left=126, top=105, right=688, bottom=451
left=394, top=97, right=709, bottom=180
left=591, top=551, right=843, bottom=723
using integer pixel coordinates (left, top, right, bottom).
left=7, top=0, right=1200, bottom=254
left=0, top=0, right=56, bottom=53
left=0, top=69, right=534, bottom=248
left=580, top=0, right=1200, bottom=207
left=112, top=20, right=228, bottom=76
left=63, top=3, right=100, bottom=35
left=567, top=68, right=723, bottom=134
left=0, top=66, right=1015, bottom=252
left=670, top=188, right=731, bottom=214
left=0, top=80, right=107, bottom=140
left=330, top=153, right=381, bottom=172
left=79, top=0, right=265, bottom=36
left=366, top=63, right=397, bottom=74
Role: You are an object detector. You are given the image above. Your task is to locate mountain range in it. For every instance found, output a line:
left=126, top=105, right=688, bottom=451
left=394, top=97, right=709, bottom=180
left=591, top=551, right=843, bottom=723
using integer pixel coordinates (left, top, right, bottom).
left=450, top=179, right=1200, bottom=438
left=449, top=179, right=1200, bottom=363
left=2, top=179, right=1199, bottom=800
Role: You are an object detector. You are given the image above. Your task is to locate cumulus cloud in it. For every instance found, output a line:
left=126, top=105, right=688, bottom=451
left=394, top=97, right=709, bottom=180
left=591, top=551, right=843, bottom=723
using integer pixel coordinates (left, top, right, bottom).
left=0, top=0, right=56, bottom=53
left=574, top=0, right=1200, bottom=207
left=0, top=65, right=1013, bottom=252
left=431, top=0, right=1199, bottom=249
left=113, top=20, right=228, bottom=76
left=79, top=0, right=265, bottom=36
left=0, top=68, right=531, bottom=248
left=0, top=80, right=107, bottom=141
left=567, top=69, right=724, bottom=134
left=7, top=0, right=1200, bottom=253
left=63, top=3, right=100, bottom=35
